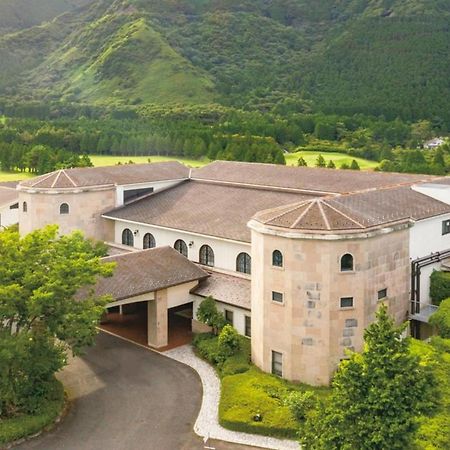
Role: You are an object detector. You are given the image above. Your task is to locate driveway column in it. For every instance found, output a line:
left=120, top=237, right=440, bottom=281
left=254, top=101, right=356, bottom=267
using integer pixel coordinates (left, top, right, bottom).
left=147, top=289, right=168, bottom=348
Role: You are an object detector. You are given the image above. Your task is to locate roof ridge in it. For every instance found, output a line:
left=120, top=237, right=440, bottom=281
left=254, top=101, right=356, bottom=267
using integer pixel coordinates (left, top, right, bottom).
left=61, top=169, right=77, bottom=187
left=50, top=170, right=63, bottom=188
left=291, top=200, right=316, bottom=228
left=28, top=171, right=57, bottom=187
left=317, top=200, right=331, bottom=230
left=265, top=200, right=312, bottom=224
left=324, top=199, right=365, bottom=228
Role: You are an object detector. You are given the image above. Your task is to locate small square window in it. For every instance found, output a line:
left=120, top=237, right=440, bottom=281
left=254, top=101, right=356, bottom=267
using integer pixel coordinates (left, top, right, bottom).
left=378, top=288, right=387, bottom=300
left=442, top=220, right=450, bottom=235
left=340, top=297, right=354, bottom=308
left=225, top=309, right=234, bottom=325
left=272, top=291, right=284, bottom=303
left=245, top=315, right=251, bottom=337
left=271, top=351, right=283, bottom=377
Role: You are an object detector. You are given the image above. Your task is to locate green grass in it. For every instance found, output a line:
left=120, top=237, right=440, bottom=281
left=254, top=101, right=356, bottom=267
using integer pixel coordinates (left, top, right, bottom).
left=88, top=154, right=210, bottom=168
left=285, top=151, right=379, bottom=170
left=0, top=378, right=65, bottom=446
left=0, top=171, right=34, bottom=182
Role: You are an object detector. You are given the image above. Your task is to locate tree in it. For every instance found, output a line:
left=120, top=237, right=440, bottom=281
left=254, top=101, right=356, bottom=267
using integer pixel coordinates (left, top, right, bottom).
left=297, top=156, right=308, bottom=166
left=300, top=305, right=435, bottom=450
left=433, top=148, right=446, bottom=168
left=315, top=154, right=326, bottom=167
left=218, top=324, right=240, bottom=357
left=326, top=159, right=336, bottom=169
left=429, top=298, right=450, bottom=337
left=350, top=159, right=360, bottom=170
left=196, top=296, right=226, bottom=334
left=0, top=226, right=114, bottom=417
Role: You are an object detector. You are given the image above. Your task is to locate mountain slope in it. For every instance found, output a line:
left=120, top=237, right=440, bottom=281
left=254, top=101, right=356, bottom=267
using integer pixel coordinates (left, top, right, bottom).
left=0, top=0, right=450, bottom=121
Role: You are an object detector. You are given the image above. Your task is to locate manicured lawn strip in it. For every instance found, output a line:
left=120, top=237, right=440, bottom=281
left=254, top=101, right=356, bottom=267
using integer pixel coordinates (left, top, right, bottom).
left=0, top=171, right=34, bottom=182
left=88, top=154, right=210, bottom=168
left=285, top=151, right=378, bottom=170
left=193, top=333, right=330, bottom=439
left=0, top=378, right=65, bottom=446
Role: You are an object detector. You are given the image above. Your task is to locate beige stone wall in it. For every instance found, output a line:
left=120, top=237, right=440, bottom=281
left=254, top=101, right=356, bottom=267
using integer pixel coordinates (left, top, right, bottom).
left=18, top=188, right=116, bottom=241
left=251, top=227, right=410, bottom=386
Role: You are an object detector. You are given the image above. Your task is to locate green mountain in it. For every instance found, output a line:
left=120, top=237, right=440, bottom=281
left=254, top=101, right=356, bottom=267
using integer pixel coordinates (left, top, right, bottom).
left=1, top=0, right=450, bottom=121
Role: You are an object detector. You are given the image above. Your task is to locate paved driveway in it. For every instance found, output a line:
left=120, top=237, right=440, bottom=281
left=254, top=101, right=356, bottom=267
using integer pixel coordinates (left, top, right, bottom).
left=17, top=332, right=203, bottom=450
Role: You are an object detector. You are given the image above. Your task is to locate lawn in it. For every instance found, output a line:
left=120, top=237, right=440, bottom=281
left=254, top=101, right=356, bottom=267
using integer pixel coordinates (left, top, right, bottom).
left=88, top=155, right=210, bottom=168
left=0, top=171, right=34, bottom=182
left=285, top=151, right=379, bottom=170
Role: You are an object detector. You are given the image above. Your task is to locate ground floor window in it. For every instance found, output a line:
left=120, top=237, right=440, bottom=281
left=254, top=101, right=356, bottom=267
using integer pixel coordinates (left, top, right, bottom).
left=272, top=350, right=283, bottom=377
left=245, top=315, right=251, bottom=337
left=225, top=309, right=234, bottom=326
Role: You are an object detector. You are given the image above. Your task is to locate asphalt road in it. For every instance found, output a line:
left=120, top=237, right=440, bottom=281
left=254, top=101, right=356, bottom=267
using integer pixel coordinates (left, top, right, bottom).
left=16, top=332, right=203, bottom=450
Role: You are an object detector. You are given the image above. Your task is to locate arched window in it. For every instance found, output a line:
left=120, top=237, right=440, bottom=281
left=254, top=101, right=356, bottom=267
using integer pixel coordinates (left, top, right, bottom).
left=60, top=203, right=69, bottom=215
left=122, top=228, right=134, bottom=247
left=236, top=252, right=251, bottom=274
left=174, top=239, right=188, bottom=257
left=340, top=253, right=354, bottom=272
left=272, top=250, right=283, bottom=267
left=143, top=233, right=156, bottom=249
left=23, top=201, right=27, bottom=213
left=199, top=245, right=214, bottom=267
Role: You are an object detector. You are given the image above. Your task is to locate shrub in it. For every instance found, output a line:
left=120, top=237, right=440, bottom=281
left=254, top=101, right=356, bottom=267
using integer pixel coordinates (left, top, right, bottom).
left=284, top=391, right=317, bottom=421
left=218, top=324, right=240, bottom=358
left=430, top=271, right=450, bottom=305
left=429, top=298, right=450, bottom=338
left=192, top=332, right=224, bottom=364
left=196, top=297, right=226, bottom=334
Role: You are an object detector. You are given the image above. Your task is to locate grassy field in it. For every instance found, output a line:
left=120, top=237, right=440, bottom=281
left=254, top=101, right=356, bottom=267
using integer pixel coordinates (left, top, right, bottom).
left=285, top=151, right=379, bottom=170
left=0, top=171, right=34, bottom=182
left=88, top=155, right=210, bottom=168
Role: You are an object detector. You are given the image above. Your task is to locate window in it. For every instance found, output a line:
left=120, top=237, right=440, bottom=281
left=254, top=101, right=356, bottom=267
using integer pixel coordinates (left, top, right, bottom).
left=245, top=316, right=251, bottom=337
left=378, top=288, right=388, bottom=300
left=174, top=239, right=188, bottom=257
left=340, top=253, right=354, bottom=272
left=59, top=203, right=69, bottom=215
left=340, top=297, right=354, bottom=308
left=442, top=220, right=450, bottom=235
left=272, top=351, right=283, bottom=377
left=143, top=233, right=156, bottom=249
left=22, top=202, right=27, bottom=213
left=122, top=228, right=134, bottom=247
left=10, top=203, right=18, bottom=210
left=199, top=245, right=214, bottom=266
left=272, top=250, right=283, bottom=267
left=236, top=252, right=251, bottom=274
left=225, top=309, right=234, bottom=325
left=272, top=291, right=283, bottom=303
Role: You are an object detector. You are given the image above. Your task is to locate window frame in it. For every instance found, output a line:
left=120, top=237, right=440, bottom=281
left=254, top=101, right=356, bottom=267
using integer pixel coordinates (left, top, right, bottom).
left=271, top=291, right=284, bottom=304
left=377, top=288, right=388, bottom=301
left=199, top=245, right=215, bottom=267
left=174, top=239, right=188, bottom=257
left=442, top=219, right=450, bottom=236
left=340, top=253, right=354, bottom=272
left=59, top=203, right=69, bottom=215
left=272, top=250, right=283, bottom=268
left=225, top=309, right=234, bottom=326
left=122, top=228, right=134, bottom=247
left=143, top=233, right=156, bottom=249
left=340, top=296, right=354, bottom=309
left=271, top=350, right=283, bottom=377
left=236, top=252, right=251, bottom=274
left=22, top=201, right=27, bottom=213
left=245, top=315, right=251, bottom=337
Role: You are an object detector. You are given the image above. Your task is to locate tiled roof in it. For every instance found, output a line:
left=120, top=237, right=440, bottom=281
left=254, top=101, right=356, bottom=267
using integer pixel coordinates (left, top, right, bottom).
left=254, top=186, right=450, bottom=232
left=91, top=246, right=208, bottom=301
left=191, top=271, right=251, bottom=310
left=191, top=161, right=436, bottom=194
left=103, top=181, right=315, bottom=242
left=0, top=186, right=19, bottom=207
left=0, top=181, right=20, bottom=188
left=19, top=162, right=190, bottom=189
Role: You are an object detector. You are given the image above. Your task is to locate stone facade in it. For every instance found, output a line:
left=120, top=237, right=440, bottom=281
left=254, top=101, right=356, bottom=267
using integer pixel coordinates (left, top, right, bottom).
left=250, top=224, right=410, bottom=386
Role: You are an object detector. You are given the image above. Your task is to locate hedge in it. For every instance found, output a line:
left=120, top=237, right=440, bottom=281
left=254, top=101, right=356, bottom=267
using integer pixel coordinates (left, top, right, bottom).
left=429, top=298, right=450, bottom=338
left=430, top=271, right=450, bottom=306
left=0, top=378, right=65, bottom=446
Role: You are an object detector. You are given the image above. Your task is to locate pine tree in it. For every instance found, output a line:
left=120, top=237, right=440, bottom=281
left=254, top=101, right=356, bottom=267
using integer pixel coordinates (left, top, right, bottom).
left=350, top=159, right=360, bottom=170
left=297, top=156, right=308, bottom=167
left=326, top=159, right=336, bottom=169
left=315, top=154, right=326, bottom=167
left=433, top=148, right=446, bottom=167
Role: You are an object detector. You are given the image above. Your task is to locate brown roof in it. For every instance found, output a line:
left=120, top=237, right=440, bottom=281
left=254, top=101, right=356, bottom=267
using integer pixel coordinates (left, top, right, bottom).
left=192, top=161, right=436, bottom=194
left=0, top=186, right=19, bottom=207
left=254, top=186, right=450, bottom=232
left=92, top=246, right=208, bottom=301
left=20, top=162, right=190, bottom=189
left=0, top=181, right=20, bottom=188
left=104, top=181, right=314, bottom=242
left=192, top=271, right=251, bottom=310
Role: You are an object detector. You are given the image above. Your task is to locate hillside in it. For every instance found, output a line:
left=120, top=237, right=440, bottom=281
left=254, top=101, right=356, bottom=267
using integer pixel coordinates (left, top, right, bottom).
left=0, top=0, right=450, bottom=122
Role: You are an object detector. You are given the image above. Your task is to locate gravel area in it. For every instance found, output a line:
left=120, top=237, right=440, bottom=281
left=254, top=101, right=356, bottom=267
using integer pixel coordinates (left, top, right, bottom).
left=163, top=345, right=299, bottom=450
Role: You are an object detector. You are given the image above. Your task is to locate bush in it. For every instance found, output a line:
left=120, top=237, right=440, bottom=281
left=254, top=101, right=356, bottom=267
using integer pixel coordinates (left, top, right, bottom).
left=196, top=297, right=226, bottom=334
left=284, top=391, right=317, bottom=421
left=430, top=271, right=450, bottom=305
left=192, top=333, right=224, bottom=365
left=218, top=324, right=240, bottom=358
left=0, top=378, right=64, bottom=446
left=429, top=298, right=450, bottom=338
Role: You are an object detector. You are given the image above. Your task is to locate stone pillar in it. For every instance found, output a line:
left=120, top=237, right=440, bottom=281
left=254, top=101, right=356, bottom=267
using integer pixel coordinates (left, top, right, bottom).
left=147, top=289, right=168, bottom=348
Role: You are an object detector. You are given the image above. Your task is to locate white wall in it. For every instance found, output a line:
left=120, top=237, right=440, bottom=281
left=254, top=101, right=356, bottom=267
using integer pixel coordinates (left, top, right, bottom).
left=413, top=184, right=450, bottom=205
left=0, top=203, right=18, bottom=228
left=116, top=179, right=187, bottom=206
left=410, top=213, right=450, bottom=302
left=191, top=294, right=251, bottom=336
left=113, top=219, right=251, bottom=273
left=167, top=281, right=198, bottom=309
